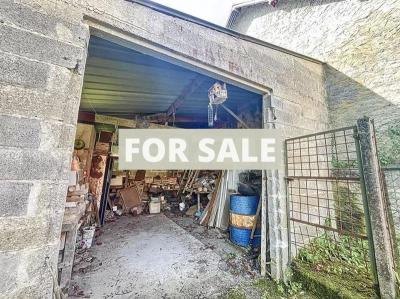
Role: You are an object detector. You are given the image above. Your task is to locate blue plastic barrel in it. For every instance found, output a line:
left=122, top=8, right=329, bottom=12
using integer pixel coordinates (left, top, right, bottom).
left=230, top=227, right=261, bottom=247
left=230, top=194, right=259, bottom=215
left=252, top=228, right=261, bottom=247
left=229, top=194, right=260, bottom=247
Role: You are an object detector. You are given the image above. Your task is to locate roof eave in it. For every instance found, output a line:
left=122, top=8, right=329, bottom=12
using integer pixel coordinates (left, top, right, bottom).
left=126, top=0, right=322, bottom=65
left=226, top=1, right=270, bottom=28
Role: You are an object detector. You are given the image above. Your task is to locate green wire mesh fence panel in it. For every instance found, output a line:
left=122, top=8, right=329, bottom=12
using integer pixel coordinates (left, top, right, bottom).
left=382, top=167, right=400, bottom=269
left=383, top=167, right=400, bottom=234
left=285, top=126, right=376, bottom=296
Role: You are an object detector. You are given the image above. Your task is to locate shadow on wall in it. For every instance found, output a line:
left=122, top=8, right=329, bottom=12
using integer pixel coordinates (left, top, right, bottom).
left=325, top=64, right=400, bottom=165
left=234, top=0, right=347, bottom=27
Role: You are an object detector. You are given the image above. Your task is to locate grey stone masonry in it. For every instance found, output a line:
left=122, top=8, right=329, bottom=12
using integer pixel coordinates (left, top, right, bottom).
left=0, top=0, right=330, bottom=296
left=0, top=0, right=89, bottom=298
left=0, top=115, right=41, bottom=149
left=231, top=0, right=400, bottom=136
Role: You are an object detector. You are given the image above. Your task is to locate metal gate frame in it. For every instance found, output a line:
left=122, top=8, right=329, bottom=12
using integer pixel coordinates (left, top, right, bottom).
left=284, top=124, right=380, bottom=296
left=382, top=166, right=400, bottom=271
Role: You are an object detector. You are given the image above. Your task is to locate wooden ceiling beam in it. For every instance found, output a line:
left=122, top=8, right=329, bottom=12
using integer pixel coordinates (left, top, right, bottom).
left=144, top=75, right=208, bottom=122
left=78, top=111, right=208, bottom=126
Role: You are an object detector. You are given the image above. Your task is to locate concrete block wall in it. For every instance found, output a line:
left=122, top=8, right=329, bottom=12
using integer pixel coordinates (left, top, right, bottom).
left=0, top=0, right=329, bottom=295
left=231, top=0, right=400, bottom=135
left=0, top=1, right=89, bottom=297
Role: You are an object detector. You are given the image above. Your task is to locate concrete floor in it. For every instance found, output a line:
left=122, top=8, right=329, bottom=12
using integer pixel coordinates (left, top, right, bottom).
left=71, top=214, right=256, bottom=298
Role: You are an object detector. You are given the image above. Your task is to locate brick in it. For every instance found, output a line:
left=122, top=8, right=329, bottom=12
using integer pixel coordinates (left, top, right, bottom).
left=0, top=115, right=41, bottom=149
left=0, top=181, right=68, bottom=218
left=0, top=24, right=84, bottom=69
left=0, top=182, right=32, bottom=217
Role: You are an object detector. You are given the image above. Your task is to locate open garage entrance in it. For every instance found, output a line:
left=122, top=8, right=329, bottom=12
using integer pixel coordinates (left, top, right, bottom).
left=59, top=35, right=268, bottom=297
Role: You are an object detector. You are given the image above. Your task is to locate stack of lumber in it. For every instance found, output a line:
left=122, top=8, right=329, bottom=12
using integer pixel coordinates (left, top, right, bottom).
left=180, top=170, right=200, bottom=194
left=199, top=171, right=231, bottom=230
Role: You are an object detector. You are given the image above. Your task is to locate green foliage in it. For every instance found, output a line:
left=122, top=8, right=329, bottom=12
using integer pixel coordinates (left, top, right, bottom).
left=277, top=279, right=303, bottom=297
left=293, top=233, right=377, bottom=298
left=377, top=124, right=400, bottom=166
left=333, top=185, right=365, bottom=234
left=253, top=277, right=315, bottom=299
left=296, top=233, right=370, bottom=278
left=224, top=288, right=247, bottom=299
left=331, top=158, right=357, bottom=169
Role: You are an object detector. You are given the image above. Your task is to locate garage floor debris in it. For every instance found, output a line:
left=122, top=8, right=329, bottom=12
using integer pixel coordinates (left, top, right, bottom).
left=70, top=214, right=258, bottom=298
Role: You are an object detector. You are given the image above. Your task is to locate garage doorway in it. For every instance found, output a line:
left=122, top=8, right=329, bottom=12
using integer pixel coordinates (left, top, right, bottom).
left=61, top=34, right=268, bottom=297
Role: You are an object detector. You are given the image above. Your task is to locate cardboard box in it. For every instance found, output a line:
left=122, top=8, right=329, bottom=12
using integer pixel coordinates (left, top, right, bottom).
left=110, top=176, right=123, bottom=186
left=150, top=201, right=161, bottom=214
left=120, top=187, right=141, bottom=209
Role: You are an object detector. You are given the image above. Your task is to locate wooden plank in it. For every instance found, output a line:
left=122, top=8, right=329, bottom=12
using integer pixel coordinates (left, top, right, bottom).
left=201, top=171, right=222, bottom=226
left=209, top=171, right=225, bottom=227
left=95, top=114, right=137, bottom=128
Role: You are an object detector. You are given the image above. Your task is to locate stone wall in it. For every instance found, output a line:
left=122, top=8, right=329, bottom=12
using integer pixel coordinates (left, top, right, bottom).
left=232, top=0, right=400, bottom=138
left=0, top=0, right=329, bottom=296
left=0, top=1, right=89, bottom=297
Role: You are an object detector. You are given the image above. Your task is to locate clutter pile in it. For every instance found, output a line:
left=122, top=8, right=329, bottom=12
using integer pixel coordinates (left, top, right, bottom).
left=59, top=121, right=265, bottom=293
left=105, top=171, right=180, bottom=217
left=176, top=170, right=263, bottom=251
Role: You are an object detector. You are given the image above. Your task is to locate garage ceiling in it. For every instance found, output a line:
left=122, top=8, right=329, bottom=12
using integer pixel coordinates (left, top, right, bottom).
left=80, top=36, right=261, bottom=123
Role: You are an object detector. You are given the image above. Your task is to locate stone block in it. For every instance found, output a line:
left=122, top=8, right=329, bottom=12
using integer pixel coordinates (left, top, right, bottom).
left=0, top=244, right=57, bottom=298
left=0, top=148, right=70, bottom=181
left=0, top=181, right=68, bottom=218
left=36, top=182, right=68, bottom=216
left=0, top=24, right=85, bottom=69
left=0, top=51, right=49, bottom=88
left=0, top=181, right=32, bottom=217
left=0, top=216, right=61, bottom=252
left=0, top=69, right=84, bottom=124
left=40, top=121, right=76, bottom=151
left=0, top=115, right=41, bottom=149
left=0, top=0, right=88, bottom=46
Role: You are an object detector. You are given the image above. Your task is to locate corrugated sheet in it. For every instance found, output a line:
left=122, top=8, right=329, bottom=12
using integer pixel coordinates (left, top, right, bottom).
left=80, top=37, right=260, bottom=122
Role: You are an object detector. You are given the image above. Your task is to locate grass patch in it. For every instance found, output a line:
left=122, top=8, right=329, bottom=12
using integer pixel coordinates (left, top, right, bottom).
left=293, top=233, right=378, bottom=298
left=223, top=288, right=247, bottom=299
left=253, top=278, right=317, bottom=299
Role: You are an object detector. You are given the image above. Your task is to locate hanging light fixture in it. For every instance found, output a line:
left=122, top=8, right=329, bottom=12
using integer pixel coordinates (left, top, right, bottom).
left=208, top=82, right=228, bottom=127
